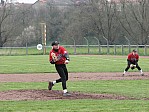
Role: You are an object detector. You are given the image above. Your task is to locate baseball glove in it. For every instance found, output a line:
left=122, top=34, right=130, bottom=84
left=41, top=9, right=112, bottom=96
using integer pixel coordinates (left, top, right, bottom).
left=130, top=64, right=136, bottom=70
left=51, top=52, right=58, bottom=62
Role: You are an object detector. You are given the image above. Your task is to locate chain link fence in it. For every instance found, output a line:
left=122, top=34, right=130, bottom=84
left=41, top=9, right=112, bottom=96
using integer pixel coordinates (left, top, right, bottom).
left=0, top=45, right=149, bottom=56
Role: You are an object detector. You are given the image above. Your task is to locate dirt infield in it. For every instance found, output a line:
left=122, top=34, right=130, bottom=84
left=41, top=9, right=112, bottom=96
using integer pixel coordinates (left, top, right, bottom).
left=1, top=90, right=145, bottom=101
left=0, top=72, right=149, bottom=82
left=0, top=72, right=149, bottom=101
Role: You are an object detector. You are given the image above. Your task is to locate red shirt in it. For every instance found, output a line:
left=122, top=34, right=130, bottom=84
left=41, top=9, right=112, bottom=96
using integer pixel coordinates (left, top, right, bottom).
left=127, top=53, right=139, bottom=62
left=49, top=46, right=68, bottom=64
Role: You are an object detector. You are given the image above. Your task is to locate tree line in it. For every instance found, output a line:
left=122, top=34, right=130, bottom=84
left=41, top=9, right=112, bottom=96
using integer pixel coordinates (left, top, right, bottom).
left=0, top=0, right=149, bottom=47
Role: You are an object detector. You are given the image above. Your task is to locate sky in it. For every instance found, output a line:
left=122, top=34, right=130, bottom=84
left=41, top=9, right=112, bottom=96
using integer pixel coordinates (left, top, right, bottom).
left=16, top=0, right=38, bottom=3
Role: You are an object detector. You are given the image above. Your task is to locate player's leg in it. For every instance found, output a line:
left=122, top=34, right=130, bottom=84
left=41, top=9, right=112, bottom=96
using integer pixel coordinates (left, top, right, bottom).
left=58, top=64, right=71, bottom=96
left=48, top=64, right=70, bottom=92
left=62, top=64, right=68, bottom=81
left=123, top=61, right=131, bottom=76
left=55, top=64, right=70, bottom=96
left=50, top=65, right=65, bottom=84
left=136, top=63, right=144, bottom=76
left=55, top=64, right=66, bottom=87
left=48, top=65, right=64, bottom=90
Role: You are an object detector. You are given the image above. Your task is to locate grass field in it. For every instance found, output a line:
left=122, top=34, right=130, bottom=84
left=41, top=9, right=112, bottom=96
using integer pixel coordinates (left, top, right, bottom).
left=0, top=80, right=149, bottom=112
left=1, top=100, right=149, bottom=112
left=0, top=55, right=149, bottom=73
left=0, top=55, right=149, bottom=112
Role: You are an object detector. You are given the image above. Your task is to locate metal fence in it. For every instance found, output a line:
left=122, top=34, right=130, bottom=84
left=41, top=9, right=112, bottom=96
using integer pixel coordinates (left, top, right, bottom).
left=0, top=45, right=149, bottom=56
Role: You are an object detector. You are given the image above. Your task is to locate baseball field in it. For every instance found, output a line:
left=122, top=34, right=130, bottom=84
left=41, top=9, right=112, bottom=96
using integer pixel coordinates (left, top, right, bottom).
left=0, top=55, right=149, bottom=112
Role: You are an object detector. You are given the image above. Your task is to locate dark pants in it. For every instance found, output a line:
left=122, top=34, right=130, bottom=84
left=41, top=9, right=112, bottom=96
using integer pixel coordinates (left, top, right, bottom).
left=125, top=60, right=141, bottom=72
left=55, top=64, right=68, bottom=90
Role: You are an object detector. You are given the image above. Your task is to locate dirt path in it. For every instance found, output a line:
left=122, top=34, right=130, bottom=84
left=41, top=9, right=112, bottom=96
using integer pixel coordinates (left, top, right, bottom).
left=1, top=90, right=147, bottom=101
left=0, top=72, right=149, bottom=82
left=0, top=72, right=149, bottom=101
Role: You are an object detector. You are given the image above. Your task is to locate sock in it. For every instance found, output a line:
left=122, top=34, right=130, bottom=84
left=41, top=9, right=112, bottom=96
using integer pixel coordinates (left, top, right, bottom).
left=123, top=70, right=126, bottom=74
left=52, top=81, right=56, bottom=85
left=63, top=89, right=67, bottom=93
left=140, top=69, right=143, bottom=73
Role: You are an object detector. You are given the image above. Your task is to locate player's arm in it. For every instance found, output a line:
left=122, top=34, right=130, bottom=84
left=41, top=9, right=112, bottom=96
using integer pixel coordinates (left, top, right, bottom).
left=62, top=47, right=70, bottom=61
left=127, top=54, right=131, bottom=65
left=61, top=47, right=70, bottom=64
left=64, top=52, right=70, bottom=61
left=134, top=55, right=139, bottom=65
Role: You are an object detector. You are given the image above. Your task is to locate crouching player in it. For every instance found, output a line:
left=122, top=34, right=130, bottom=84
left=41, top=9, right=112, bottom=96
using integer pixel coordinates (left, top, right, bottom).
left=123, top=49, right=144, bottom=76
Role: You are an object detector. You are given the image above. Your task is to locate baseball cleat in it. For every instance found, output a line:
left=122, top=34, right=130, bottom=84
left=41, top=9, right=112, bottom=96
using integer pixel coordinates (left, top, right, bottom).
left=63, top=92, right=71, bottom=97
left=122, top=73, right=125, bottom=77
left=48, top=81, right=54, bottom=90
left=141, top=73, right=144, bottom=76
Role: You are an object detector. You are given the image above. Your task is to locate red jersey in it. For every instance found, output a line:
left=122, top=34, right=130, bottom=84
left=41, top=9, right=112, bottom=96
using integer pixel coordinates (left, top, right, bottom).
left=127, top=53, right=139, bottom=62
left=49, top=46, right=68, bottom=64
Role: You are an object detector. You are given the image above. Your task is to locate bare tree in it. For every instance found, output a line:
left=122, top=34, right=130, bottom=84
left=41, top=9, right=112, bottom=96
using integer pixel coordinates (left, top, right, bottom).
left=115, top=0, right=149, bottom=44
left=0, top=2, right=13, bottom=47
left=65, top=0, right=120, bottom=44
left=130, top=0, right=149, bottom=44
left=14, top=26, right=36, bottom=46
left=0, top=1, right=32, bottom=47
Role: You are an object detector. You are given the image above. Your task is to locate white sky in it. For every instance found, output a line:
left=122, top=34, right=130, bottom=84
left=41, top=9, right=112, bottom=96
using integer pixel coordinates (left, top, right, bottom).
left=16, top=0, right=38, bottom=3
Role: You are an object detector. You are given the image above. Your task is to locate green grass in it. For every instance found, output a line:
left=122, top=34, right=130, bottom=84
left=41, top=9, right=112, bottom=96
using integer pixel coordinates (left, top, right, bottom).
left=0, top=55, right=149, bottom=112
left=0, top=80, right=149, bottom=112
left=0, top=55, right=149, bottom=73
left=1, top=100, right=149, bottom=112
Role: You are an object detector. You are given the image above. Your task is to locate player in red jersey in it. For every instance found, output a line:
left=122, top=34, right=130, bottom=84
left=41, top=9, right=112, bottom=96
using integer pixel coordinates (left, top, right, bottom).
left=123, top=49, right=144, bottom=76
left=48, top=41, right=71, bottom=96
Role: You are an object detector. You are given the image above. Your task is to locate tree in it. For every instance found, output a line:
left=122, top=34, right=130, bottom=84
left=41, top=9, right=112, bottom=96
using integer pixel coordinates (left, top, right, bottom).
left=115, top=0, right=149, bottom=45
left=0, top=2, right=14, bottom=47
left=14, top=26, right=36, bottom=46
left=0, top=1, right=33, bottom=47
left=62, top=0, right=121, bottom=44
